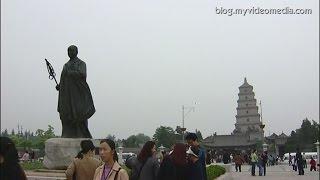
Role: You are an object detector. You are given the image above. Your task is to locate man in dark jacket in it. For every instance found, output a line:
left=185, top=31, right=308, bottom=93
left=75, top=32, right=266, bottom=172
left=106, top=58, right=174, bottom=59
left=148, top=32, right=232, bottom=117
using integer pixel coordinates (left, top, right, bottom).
left=186, top=147, right=204, bottom=180
left=296, top=148, right=304, bottom=175
left=261, top=151, right=268, bottom=176
left=186, top=133, right=207, bottom=180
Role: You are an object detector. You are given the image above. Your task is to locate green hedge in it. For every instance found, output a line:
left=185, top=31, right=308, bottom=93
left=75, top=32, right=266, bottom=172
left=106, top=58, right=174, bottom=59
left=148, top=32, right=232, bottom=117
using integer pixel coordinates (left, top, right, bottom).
left=206, top=165, right=226, bottom=180
left=20, top=161, right=44, bottom=170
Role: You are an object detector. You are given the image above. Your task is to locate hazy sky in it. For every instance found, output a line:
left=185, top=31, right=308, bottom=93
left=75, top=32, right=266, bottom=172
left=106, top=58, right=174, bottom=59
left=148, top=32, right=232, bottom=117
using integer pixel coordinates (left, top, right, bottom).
left=1, top=0, right=319, bottom=140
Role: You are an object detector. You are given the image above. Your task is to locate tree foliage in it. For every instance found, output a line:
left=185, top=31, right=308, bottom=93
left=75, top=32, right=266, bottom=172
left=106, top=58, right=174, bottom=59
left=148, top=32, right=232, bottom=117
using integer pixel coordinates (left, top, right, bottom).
left=123, top=133, right=151, bottom=148
left=153, top=126, right=176, bottom=148
left=1, top=125, right=56, bottom=150
left=285, top=118, right=319, bottom=152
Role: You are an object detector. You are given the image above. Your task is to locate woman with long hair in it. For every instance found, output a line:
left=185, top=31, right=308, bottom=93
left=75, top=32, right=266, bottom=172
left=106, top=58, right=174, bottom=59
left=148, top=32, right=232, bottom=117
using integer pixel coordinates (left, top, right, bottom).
left=93, top=139, right=129, bottom=180
left=0, top=136, right=27, bottom=180
left=65, top=140, right=101, bottom=180
left=127, top=141, right=159, bottom=180
left=157, top=143, right=187, bottom=180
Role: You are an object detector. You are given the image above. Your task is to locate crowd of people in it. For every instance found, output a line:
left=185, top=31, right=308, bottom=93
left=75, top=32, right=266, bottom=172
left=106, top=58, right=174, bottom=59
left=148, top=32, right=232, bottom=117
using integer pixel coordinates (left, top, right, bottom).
left=65, top=132, right=207, bottom=180
left=125, top=133, right=207, bottom=180
left=1, top=134, right=319, bottom=180
left=288, top=148, right=318, bottom=175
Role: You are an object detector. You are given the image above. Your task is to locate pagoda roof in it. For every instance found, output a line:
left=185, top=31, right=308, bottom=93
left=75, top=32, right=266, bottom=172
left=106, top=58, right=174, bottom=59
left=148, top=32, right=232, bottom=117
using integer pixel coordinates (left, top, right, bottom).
left=239, top=78, right=253, bottom=88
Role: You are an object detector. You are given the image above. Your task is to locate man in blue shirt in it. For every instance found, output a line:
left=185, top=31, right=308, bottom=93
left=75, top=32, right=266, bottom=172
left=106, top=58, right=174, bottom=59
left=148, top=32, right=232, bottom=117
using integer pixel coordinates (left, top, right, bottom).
left=186, top=133, right=207, bottom=180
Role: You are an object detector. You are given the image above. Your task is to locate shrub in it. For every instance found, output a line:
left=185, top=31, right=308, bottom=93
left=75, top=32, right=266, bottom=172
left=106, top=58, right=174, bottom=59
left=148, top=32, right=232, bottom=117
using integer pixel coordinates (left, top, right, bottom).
left=206, top=165, right=226, bottom=180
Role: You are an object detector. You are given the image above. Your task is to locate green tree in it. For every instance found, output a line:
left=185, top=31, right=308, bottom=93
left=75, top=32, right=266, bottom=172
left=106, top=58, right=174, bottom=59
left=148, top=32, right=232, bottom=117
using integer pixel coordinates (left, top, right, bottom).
left=285, top=118, right=319, bottom=152
left=153, top=126, right=176, bottom=148
left=123, top=133, right=151, bottom=148
left=35, top=129, right=44, bottom=137
left=32, top=125, right=56, bottom=149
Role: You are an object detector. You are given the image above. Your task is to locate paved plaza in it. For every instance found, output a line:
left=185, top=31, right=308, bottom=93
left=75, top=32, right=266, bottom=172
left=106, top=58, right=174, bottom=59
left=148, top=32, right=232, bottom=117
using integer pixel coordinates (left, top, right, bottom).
left=218, top=163, right=319, bottom=180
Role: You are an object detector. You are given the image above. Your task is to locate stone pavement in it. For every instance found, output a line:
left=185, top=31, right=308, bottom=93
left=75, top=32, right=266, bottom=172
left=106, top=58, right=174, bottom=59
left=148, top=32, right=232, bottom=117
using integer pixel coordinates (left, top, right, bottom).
left=217, top=163, right=319, bottom=180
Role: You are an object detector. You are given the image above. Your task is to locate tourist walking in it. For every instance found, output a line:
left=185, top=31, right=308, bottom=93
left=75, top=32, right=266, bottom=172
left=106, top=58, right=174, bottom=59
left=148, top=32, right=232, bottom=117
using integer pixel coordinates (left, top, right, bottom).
left=65, top=140, right=101, bottom=180
left=222, top=150, right=230, bottom=164
left=292, top=156, right=297, bottom=171
left=295, top=148, right=304, bottom=175
left=309, top=157, right=316, bottom=171
left=186, top=146, right=205, bottom=180
left=0, top=136, right=27, bottom=180
left=302, top=153, right=307, bottom=168
left=289, top=153, right=292, bottom=166
left=250, top=149, right=258, bottom=176
left=233, top=153, right=244, bottom=172
left=261, top=151, right=268, bottom=176
left=93, top=139, right=129, bottom=180
left=126, top=141, right=159, bottom=180
left=157, top=143, right=187, bottom=180
left=257, top=153, right=264, bottom=176
left=206, top=150, right=212, bottom=165
left=21, top=150, right=30, bottom=162
left=186, top=133, right=207, bottom=180
left=30, top=151, right=35, bottom=162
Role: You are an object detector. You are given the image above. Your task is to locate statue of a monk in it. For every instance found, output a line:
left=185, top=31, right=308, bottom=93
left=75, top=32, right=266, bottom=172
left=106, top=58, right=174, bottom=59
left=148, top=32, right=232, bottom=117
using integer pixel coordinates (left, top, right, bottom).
left=56, top=45, right=95, bottom=138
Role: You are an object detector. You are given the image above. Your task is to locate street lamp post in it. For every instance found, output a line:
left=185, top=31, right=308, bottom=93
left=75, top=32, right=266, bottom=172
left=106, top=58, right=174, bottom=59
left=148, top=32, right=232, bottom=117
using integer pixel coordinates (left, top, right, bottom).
left=259, top=101, right=268, bottom=152
left=181, top=105, right=195, bottom=142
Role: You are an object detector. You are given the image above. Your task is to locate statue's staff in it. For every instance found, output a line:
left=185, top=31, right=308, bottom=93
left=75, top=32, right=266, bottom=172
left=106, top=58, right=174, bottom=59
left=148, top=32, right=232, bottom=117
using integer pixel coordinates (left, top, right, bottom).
left=45, top=58, right=58, bottom=86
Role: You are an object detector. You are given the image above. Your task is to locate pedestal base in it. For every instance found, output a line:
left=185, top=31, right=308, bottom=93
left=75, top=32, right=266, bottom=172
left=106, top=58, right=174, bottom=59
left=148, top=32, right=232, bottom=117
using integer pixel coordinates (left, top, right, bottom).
left=43, top=138, right=99, bottom=170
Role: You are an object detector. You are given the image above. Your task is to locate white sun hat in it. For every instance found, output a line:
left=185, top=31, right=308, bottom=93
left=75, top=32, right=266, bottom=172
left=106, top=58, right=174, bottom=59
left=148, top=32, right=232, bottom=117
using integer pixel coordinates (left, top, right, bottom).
left=186, top=147, right=198, bottom=158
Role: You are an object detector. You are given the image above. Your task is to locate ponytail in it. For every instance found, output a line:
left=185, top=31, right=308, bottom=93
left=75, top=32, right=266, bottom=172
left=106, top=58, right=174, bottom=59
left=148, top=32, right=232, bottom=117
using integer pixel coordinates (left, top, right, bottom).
left=75, top=150, right=84, bottom=159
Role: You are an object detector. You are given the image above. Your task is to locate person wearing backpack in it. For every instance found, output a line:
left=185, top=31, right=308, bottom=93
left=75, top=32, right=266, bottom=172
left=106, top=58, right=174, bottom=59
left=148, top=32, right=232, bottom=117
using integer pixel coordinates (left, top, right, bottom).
left=126, top=141, right=159, bottom=180
left=93, top=139, right=129, bottom=180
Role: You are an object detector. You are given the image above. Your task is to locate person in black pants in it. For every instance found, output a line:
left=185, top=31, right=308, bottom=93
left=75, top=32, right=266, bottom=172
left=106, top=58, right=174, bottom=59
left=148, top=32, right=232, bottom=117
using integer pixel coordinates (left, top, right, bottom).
left=296, top=148, right=304, bottom=175
left=261, top=151, right=268, bottom=176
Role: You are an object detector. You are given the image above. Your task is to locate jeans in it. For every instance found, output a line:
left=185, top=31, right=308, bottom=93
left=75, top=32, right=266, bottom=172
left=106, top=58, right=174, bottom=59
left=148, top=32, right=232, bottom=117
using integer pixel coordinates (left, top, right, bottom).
left=251, top=163, right=256, bottom=176
left=257, top=163, right=263, bottom=176
left=262, top=163, right=266, bottom=176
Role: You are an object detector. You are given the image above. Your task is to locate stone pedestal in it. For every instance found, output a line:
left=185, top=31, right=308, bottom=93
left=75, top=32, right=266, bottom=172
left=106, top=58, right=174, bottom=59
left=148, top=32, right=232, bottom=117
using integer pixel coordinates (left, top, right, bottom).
left=43, top=138, right=99, bottom=170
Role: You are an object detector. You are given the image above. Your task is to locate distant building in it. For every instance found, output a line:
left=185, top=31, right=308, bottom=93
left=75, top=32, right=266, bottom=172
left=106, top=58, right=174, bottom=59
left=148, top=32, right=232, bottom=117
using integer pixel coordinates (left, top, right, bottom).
left=265, top=132, right=288, bottom=156
left=203, top=78, right=264, bottom=152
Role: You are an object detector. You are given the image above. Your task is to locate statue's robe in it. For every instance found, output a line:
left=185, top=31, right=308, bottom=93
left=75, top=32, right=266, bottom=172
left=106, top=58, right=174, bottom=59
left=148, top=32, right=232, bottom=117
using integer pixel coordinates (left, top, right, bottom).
left=58, top=57, right=95, bottom=138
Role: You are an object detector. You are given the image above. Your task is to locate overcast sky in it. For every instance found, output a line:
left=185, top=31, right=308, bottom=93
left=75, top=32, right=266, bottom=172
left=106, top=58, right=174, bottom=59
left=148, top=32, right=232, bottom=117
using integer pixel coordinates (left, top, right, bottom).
left=1, top=0, right=319, bottom=140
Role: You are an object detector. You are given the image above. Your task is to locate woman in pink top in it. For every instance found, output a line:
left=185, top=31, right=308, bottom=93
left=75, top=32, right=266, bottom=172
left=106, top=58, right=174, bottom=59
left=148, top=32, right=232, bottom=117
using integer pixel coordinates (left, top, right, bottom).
left=93, top=139, right=129, bottom=180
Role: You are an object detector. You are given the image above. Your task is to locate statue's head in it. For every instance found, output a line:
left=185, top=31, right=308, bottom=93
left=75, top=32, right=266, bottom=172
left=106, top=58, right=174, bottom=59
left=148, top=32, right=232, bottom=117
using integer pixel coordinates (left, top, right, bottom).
left=68, top=45, right=78, bottom=59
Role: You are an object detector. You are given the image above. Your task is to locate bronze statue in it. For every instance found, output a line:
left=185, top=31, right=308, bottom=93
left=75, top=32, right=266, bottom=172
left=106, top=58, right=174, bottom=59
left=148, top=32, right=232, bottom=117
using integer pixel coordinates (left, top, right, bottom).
left=52, top=45, right=95, bottom=138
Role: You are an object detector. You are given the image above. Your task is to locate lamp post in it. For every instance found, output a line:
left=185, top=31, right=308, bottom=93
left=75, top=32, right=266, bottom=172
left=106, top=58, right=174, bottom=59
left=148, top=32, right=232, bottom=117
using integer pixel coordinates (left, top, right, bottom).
left=181, top=104, right=195, bottom=142
left=259, top=101, right=268, bottom=152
